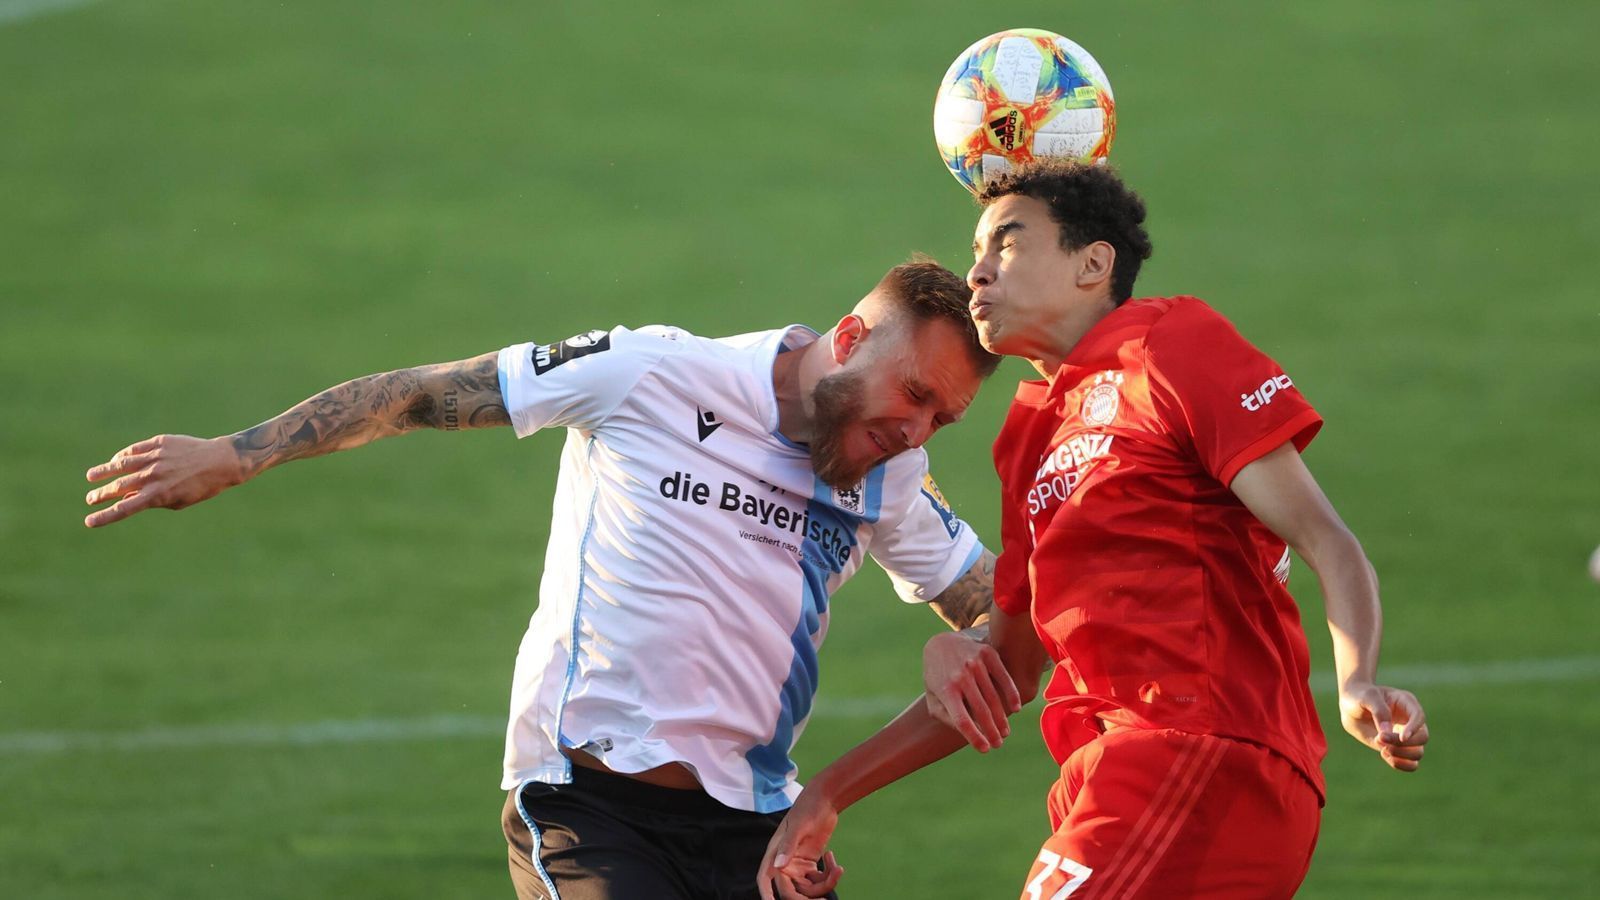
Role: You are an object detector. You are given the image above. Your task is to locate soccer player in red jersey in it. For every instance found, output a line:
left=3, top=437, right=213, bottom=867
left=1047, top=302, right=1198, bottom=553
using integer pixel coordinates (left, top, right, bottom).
left=760, top=162, right=1430, bottom=900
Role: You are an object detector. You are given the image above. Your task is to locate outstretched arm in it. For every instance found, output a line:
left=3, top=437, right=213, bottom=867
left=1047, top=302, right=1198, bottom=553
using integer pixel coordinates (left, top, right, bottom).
left=758, top=604, right=1046, bottom=898
left=1230, top=441, right=1429, bottom=773
left=84, top=352, right=508, bottom=528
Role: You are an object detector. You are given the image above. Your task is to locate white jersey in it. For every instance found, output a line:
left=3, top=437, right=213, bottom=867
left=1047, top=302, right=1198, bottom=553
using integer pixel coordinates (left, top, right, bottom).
left=496, top=324, right=983, bottom=813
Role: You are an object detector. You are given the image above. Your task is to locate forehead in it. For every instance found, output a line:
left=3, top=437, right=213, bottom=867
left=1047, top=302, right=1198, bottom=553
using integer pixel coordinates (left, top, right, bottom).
left=881, top=319, right=981, bottom=403
left=974, top=193, right=1054, bottom=242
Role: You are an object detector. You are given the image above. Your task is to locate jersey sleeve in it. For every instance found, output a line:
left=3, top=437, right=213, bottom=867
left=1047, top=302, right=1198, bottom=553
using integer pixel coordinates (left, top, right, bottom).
left=868, top=452, right=985, bottom=604
left=496, top=326, right=668, bottom=437
left=1145, top=299, right=1323, bottom=486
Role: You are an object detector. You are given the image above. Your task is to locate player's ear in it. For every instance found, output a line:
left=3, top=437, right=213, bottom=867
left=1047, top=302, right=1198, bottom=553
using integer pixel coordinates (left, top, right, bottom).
left=1076, top=241, right=1116, bottom=291
left=832, top=314, right=868, bottom=364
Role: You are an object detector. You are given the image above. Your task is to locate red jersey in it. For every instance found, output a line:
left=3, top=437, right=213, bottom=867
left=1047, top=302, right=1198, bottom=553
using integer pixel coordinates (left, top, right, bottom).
left=992, top=296, right=1328, bottom=798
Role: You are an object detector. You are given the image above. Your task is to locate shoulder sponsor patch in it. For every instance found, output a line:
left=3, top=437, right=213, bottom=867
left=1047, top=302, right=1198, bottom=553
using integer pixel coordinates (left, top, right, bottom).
left=1239, top=373, right=1295, bottom=411
left=920, top=473, right=961, bottom=539
left=532, top=329, right=611, bottom=375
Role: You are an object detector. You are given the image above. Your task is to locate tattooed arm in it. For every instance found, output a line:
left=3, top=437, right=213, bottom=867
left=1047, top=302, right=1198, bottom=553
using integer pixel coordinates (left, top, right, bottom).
left=927, top=549, right=997, bottom=633
left=228, top=352, right=508, bottom=474
left=83, top=353, right=508, bottom=528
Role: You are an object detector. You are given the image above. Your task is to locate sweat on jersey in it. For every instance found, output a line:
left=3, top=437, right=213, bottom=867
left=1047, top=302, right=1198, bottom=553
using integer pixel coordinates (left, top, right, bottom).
left=495, top=324, right=983, bottom=813
left=992, top=297, right=1328, bottom=800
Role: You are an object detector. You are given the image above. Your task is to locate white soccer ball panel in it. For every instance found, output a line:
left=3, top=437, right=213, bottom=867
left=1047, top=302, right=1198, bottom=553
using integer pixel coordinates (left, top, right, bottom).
left=1037, top=106, right=1106, bottom=135
left=981, top=154, right=1015, bottom=178
left=1032, top=132, right=1100, bottom=159
left=991, top=37, right=1042, bottom=104
left=933, top=95, right=986, bottom=146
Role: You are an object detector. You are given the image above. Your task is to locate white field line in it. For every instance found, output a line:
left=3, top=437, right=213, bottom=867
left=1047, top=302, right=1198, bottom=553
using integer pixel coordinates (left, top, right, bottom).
left=0, top=0, right=101, bottom=25
left=3, top=655, right=1597, bottom=756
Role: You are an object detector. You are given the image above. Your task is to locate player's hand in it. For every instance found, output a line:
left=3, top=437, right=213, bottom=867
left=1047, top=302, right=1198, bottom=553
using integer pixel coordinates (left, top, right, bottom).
left=84, top=435, right=245, bottom=528
left=758, top=790, right=843, bottom=900
left=923, top=630, right=1021, bottom=752
left=764, top=852, right=841, bottom=900
left=1338, top=682, right=1429, bottom=772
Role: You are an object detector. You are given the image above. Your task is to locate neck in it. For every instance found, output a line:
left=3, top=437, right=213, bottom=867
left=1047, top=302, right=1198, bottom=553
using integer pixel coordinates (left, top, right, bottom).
left=1031, top=296, right=1119, bottom=382
left=772, top=332, right=827, bottom=443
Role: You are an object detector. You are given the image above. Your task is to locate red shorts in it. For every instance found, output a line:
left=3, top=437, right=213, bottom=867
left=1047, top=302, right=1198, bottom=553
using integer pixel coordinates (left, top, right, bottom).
left=1019, top=729, right=1320, bottom=900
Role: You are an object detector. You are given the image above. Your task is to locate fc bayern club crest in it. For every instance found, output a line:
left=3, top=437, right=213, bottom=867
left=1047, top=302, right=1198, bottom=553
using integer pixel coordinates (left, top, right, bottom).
left=1081, top=381, right=1120, bottom=427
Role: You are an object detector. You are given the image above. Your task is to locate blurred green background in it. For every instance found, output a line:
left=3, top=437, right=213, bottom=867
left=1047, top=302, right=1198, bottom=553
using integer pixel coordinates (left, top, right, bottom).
left=3, top=1, right=1598, bottom=896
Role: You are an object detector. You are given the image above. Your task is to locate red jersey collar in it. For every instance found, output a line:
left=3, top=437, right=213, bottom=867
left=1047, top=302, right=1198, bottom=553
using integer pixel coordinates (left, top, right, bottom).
left=1012, top=298, right=1162, bottom=408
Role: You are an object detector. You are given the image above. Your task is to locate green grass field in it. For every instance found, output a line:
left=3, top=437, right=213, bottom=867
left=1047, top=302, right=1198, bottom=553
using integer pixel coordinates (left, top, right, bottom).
left=4, top=1, right=1599, bottom=896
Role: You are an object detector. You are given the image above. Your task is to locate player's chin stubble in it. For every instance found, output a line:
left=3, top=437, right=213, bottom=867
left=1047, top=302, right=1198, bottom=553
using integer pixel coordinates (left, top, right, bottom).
left=975, top=319, right=1005, bottom=356
left=809, top=368, right=870, bottom=489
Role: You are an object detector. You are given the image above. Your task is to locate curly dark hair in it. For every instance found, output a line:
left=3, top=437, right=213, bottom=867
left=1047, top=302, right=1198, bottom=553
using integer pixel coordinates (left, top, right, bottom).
left=977, top=161, right=1153, bottom=304
left=875, top=257, right=1001, bottom=376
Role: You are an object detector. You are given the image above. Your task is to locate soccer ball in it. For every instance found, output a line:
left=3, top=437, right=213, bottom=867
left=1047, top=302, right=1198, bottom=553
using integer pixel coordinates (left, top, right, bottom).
left=933, top=28, right=1116, bottom=194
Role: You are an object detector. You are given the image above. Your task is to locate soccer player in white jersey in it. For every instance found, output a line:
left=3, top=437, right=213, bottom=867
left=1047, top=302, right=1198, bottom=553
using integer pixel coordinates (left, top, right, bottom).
left=84, top=260, right=1022, bottom=900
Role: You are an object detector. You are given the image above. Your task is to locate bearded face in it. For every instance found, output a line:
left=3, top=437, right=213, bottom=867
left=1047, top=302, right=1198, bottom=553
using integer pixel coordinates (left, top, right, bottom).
left=807, top=367, right=872, bottom=489
left=803, top=316, right=985, bottom=491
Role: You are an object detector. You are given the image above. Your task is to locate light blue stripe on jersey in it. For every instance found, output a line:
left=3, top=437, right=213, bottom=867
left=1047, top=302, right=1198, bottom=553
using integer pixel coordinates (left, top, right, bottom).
left=743, top=573, right=825, bottom=813
left=743, top=465, right=886, bottom=812
left=860, top=464, right=886, bottom=524
left=955, top=538, right=984, bottom=581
